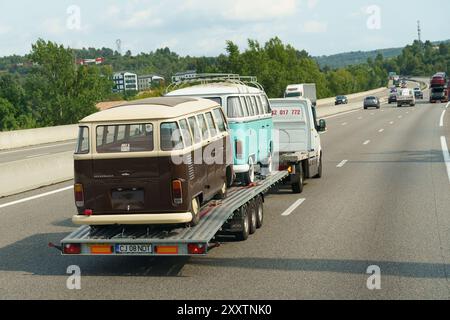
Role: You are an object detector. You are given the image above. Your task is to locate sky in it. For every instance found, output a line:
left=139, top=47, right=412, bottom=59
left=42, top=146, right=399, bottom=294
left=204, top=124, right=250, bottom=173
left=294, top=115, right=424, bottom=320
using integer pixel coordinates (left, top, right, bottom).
left=1, top=0, right=449, bottom=58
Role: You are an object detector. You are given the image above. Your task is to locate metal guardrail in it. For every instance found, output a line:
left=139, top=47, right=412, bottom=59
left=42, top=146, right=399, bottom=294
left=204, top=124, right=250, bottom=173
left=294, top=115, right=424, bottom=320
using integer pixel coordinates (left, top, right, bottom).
left=166, top=73, right=265, bottom=94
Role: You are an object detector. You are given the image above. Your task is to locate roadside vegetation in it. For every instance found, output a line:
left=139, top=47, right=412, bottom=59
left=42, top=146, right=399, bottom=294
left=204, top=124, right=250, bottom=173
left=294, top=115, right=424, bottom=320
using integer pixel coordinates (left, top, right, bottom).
left=1, top=38, right=449, bottom=131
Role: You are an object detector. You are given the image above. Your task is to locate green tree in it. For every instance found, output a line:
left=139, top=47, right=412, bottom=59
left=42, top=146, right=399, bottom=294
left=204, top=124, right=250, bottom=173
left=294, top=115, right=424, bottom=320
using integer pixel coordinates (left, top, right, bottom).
left=0, top=98, right=18, bottom=131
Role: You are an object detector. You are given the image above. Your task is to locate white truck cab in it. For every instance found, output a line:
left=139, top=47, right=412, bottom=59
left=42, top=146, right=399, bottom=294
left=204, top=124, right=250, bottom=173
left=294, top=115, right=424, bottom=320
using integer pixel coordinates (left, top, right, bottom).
left=270, top=97, right=325, bottom=193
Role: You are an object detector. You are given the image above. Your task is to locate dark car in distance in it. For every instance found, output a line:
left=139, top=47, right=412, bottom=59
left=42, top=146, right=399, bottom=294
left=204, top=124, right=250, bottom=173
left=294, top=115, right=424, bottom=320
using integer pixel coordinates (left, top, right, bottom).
left=413, top=87, right=423, bottom=99
left=335, top=96, right=348, bottom=105
left=388, top=93, right=397, bottom=104
left=364, top=96, right=381, bottom=109
left=430, top=89, right=448, bottom=103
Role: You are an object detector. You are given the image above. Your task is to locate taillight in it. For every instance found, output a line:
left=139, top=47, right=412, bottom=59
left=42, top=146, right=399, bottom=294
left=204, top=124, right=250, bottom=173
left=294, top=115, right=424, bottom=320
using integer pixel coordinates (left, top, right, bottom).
left=188, top=243, right=206, bottom=255
left=63, top=244, right=81, bottom=255
left=172, top=180, right=183, bottom=205
left=235, top=140, right=243, bottom=160
left=74, top=184, right=84, bottom=208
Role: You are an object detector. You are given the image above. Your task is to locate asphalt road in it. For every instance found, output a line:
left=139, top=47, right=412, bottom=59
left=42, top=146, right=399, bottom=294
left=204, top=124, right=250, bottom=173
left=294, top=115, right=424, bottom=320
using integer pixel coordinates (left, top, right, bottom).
left=0, top=85, right=449, bottom=299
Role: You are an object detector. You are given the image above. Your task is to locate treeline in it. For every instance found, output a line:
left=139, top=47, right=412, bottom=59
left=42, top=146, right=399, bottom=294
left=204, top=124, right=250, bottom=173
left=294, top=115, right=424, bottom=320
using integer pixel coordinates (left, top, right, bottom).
left=2, top=37, right=448, bottom=131
left=0, top=40, right=112, bottom=131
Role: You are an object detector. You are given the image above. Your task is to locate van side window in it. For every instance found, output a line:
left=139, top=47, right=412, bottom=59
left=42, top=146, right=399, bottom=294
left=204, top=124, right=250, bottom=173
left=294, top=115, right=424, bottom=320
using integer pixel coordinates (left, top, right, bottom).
left=160, top=122, right=184, bottom=151
left=251, top=96, right=260, bottom=115
left=227, top=96, right=243, bottom=118
left=261, top=95, right=272, bottom=114
left=246, top=96, right=255, bottom=116
left=197, top=114, right=210, bottom=140
left=203, top=97, right=222, bottom=106
left=213, top=108, right=227, bottom=133
left=188, top=116, right=202, bottom=144
left=179, top=119, right=193, bottom=147
left=76, top=127, right=89, bottom=154
left=256, top=96, right=265, bottom=114
left=239, top=97, right=249, bottom=117
left=205, top=112, right=218, bottom=137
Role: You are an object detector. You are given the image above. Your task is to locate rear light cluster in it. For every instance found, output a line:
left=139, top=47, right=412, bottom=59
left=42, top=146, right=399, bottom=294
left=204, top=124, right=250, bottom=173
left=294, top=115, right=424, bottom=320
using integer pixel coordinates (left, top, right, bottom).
left=63, top=244, right=81, bottom=255
left=172, top=180, right=183, bottom=205
left=188, top=243, right=206, bottom=255
left=74, top=184, right=84, bottom=208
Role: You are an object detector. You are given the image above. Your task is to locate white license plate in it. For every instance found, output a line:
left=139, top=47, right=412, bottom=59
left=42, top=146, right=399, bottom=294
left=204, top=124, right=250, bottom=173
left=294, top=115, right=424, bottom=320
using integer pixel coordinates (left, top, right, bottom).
left=115, top=244, right=152, bottom=254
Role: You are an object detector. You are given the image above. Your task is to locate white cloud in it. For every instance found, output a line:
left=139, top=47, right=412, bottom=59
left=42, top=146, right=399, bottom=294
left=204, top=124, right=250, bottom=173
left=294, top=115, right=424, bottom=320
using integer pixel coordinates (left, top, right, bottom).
left=302, top=20, right=328, bottom=33
left=307, top=0, right=319, bottom=9
left=42, top=18, right=67, bottom=36
left=0, top=24, right=11, bottom=35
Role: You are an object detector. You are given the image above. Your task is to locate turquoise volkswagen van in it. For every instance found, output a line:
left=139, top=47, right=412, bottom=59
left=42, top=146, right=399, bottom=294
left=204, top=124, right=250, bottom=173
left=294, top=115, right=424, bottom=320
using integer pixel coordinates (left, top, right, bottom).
left=166, top=75, right=273, bottom=185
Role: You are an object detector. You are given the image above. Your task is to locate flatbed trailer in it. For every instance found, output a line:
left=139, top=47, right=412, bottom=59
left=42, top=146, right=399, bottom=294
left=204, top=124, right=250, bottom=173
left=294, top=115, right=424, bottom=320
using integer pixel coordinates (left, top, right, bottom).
left=60, top=171, right=288, bottom=257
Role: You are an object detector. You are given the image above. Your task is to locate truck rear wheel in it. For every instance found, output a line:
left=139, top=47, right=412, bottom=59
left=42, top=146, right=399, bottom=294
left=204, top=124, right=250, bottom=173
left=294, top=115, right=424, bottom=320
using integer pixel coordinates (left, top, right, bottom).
left=292, top=166, right=304, bottom=194
left=234, top=205, right=250, bottom=241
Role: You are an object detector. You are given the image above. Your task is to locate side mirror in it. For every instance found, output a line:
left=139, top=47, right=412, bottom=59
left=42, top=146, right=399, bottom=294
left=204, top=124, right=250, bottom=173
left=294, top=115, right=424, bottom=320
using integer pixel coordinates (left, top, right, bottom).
left=317, top=119, right=327, bottom=132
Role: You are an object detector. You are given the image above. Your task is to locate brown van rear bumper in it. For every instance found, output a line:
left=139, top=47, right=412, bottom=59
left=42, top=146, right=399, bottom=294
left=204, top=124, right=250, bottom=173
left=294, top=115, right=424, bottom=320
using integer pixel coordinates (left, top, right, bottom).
left=72, top=212, right=192, bottom=226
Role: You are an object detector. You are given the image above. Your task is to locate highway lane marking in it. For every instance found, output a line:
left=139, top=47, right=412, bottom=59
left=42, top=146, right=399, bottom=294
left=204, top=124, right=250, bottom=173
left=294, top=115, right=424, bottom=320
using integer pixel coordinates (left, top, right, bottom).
left=357, top=116, right=363, bottom=120
left=398, top=116, right=403, bottom=119
left=0, top=186, right=73, bottom=210
left=0, top=141, right=75, bottom=155
left=363, top=140, right=371, bottom=145
left=378, top=129, right=385, bottom=133
left=321, top=109, right=361, bottom=120
left=281, top=199, right=306, bottom=217
left=440, top=136, right=450, bottom=183
left=342, top=122, right=348, bottom=126
left=26, top=153, right=50, bottom=159
left=390, top=121, right=395, bottom=125
left=440, top=110, right=446, bottom=127
left=336, top=160, right=348, bottom=168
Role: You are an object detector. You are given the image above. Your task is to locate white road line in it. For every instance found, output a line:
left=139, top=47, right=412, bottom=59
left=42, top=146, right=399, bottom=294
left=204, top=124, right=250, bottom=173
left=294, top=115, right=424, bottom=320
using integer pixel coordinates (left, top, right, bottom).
left=26, top=153, right=50, bottom=159
left=370, top=113, right=375, bottom=115
left=0, top=186, right=73, bottom=210
left=0, top=141, right=75, bottom=155
left=390, top=121, right=395, bottom=125
left=446, top=102, right=450, bottom=109
left=378, top=129, right=385, bottom=133
left=281, top=199, right=306, bottom=217
left=363, top=140, right=371, bottom=145
left=337, top=160, right=348, bottom=168
left=342, top=122, right=348, bottom=126
left=440, top=136, right=450, bottom=183
left=398, top=116, right=403, bottom=119
left=322, top=109, right=361, bottom=120
left=440, top=110, right=446, bottom=127
left=357, top=116, right=363, bottom=120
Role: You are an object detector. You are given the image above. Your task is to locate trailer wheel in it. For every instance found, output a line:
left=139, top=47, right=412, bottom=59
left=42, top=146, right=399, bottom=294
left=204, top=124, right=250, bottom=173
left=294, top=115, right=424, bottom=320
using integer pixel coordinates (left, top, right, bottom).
left=242, top=157, right=255, bottom=186
left=249, top=199, right=257, bottom=235
left=235, top=204, right=250, bottom=241
left=255, top=196, right=264, bottom=229
left=188, top=197, right=200, bottom=227
left=292, top=166, right=304, bottom=194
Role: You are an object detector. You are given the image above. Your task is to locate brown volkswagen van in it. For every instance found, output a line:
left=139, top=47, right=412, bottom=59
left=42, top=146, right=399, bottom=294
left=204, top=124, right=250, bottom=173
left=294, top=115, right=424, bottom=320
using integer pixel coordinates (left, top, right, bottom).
left=72, top=97, right=232, bottom=227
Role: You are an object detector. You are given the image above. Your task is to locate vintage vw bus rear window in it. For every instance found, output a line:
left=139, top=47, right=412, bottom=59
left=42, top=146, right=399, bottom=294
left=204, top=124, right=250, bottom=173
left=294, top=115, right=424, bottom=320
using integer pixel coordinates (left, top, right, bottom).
left=96, top=124, right=154, bottom=153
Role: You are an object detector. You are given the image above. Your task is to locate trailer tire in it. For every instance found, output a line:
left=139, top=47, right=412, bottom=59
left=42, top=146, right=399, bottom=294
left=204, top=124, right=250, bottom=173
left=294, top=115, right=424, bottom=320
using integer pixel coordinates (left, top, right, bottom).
left=255, top=196, right=264, bottom=229
left=234, top=205, right=250, bottom=241
left=292, top=166, right=304, bottom=194
left=242, top=157, right=256, bottom=186
left=249, top=200, right=257, bottom=235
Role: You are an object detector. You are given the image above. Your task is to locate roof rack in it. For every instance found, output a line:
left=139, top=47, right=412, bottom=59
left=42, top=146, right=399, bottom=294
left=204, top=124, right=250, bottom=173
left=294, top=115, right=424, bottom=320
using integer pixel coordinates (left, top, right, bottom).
left=166, top=73, right=265, bottom=94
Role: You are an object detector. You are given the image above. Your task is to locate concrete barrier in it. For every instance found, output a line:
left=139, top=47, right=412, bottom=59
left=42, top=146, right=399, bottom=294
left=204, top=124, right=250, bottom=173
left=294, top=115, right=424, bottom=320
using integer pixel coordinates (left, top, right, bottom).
left=0, top=125, right=78, bottom=151
left=0, top=151, right=73, bottom=198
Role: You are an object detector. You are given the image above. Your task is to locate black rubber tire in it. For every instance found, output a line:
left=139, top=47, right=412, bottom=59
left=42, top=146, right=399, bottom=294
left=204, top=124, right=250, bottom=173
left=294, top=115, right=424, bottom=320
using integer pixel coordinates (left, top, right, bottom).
left=248, top=200, right=257, bottom=235
left=292, top=166, right=304, bottom=194
left=255, top=196, right=264, bottom=229
left=314, top=155, right=323, bottom=179
left=235, top=205, right=250, bottom=241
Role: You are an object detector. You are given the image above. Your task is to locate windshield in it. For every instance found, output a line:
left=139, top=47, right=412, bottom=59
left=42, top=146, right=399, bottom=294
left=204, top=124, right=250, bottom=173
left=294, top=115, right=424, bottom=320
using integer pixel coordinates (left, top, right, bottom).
left=285, top=92, right=302, bottom=98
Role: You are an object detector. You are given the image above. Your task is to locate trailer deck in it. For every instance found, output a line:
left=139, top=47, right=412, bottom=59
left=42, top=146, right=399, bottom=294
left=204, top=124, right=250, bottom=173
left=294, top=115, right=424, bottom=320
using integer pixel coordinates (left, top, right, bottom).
left=61, top=171, right=288, bottom=256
